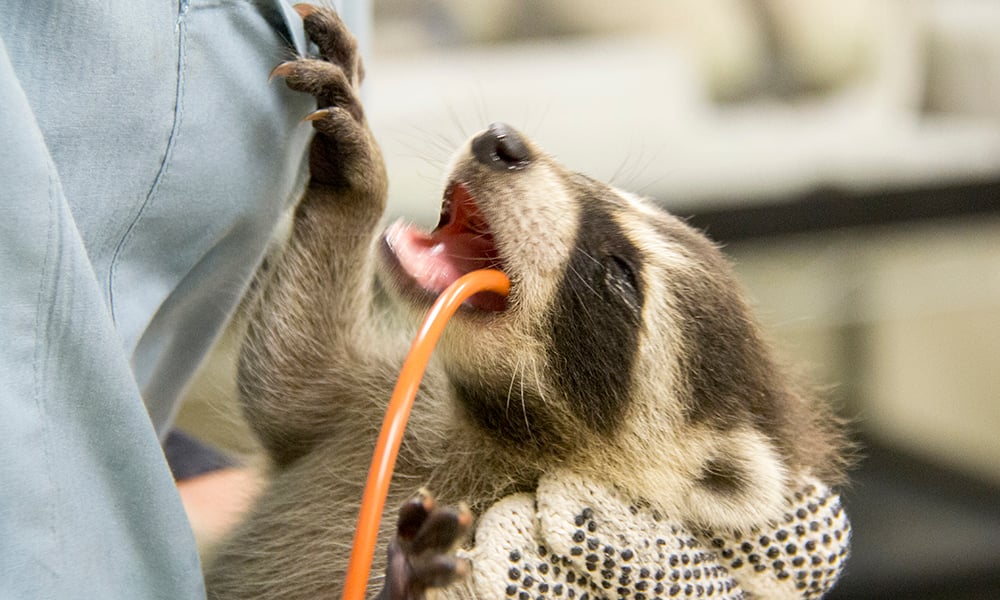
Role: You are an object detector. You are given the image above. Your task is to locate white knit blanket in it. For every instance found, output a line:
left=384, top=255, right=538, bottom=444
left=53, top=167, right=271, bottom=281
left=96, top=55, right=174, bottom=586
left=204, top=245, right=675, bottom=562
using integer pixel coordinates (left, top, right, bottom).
left=465, top=471, right=850, bottom=599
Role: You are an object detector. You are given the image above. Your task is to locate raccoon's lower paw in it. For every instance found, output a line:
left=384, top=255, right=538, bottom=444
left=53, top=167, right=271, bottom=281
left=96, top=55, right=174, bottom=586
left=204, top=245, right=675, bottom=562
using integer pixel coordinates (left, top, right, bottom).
left=381, top=492, right=472, bottom=600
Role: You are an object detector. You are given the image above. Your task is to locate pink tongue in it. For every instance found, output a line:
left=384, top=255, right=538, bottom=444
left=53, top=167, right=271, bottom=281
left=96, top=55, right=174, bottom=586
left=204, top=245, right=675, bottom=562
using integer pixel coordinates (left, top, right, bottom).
left=385, top=221, right=498, bottom=295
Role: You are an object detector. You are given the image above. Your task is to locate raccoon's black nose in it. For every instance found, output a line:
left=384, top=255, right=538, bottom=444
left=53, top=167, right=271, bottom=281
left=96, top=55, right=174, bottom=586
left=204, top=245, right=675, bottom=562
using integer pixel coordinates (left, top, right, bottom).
left=472, top=123, right=531, bottom=171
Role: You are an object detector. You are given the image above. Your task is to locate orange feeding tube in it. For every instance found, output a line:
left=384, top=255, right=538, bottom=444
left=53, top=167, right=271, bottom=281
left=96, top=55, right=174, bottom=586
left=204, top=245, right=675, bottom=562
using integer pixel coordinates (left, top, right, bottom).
left=340, top=269, right=511, bottom=600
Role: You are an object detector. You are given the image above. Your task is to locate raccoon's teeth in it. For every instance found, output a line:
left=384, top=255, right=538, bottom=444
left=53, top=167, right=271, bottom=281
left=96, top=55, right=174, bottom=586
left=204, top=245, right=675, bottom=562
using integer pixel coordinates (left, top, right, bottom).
left=383, top=181, right=507, bottom=311
left=436, top=185, right=455, bottom=229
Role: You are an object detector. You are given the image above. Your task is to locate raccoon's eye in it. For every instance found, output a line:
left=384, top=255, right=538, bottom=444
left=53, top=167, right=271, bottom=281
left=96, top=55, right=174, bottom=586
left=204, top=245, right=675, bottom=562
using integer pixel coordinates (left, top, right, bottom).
left=603, top=255, right=642, bottom=313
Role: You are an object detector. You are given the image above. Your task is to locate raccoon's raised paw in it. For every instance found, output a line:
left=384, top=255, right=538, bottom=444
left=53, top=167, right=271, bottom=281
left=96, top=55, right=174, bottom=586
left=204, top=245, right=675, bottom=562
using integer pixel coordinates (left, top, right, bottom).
left=272, top=4, right=384, bottom=192
left=380, top=491, right=472, bottom=600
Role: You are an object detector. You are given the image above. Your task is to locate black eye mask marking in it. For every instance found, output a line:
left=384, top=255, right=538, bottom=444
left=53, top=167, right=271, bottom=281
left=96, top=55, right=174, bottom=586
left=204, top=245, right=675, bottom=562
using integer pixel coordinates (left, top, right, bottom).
left=548, top=196, right=646, bottom=434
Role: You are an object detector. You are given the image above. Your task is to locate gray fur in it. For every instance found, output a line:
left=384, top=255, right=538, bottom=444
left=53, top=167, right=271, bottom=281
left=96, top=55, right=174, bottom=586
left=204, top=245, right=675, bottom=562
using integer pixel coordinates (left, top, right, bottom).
left=204, top=8, right=847, bottom=598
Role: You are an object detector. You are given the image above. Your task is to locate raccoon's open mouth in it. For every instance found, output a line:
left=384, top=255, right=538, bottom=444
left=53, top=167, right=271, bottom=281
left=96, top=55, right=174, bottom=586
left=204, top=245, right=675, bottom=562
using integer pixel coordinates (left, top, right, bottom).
left=383, top=181, right=508, bottom=311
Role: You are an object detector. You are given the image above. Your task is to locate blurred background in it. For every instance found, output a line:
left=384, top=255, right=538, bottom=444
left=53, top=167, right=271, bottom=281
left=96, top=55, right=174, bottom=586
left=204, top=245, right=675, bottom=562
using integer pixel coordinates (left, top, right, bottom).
left=177, top=0, right=1000, bottom=597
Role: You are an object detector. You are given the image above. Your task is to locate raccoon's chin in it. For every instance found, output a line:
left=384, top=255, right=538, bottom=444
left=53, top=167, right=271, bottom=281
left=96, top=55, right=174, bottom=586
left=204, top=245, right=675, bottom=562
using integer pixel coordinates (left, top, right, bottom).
left=382, top=181, right=508, bottom=312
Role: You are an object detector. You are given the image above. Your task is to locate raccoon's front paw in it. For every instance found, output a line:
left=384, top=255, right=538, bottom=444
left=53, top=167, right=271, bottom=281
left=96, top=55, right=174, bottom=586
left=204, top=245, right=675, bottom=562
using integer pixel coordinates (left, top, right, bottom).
left=380, top=491, right=472, bottom=600
left=273, top=4, right=385, bottom=194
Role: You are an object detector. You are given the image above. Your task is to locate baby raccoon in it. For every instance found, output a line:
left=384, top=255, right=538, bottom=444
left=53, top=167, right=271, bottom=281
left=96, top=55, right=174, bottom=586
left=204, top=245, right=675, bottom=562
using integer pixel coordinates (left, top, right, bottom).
left=205, top=5, right=849, bottom=600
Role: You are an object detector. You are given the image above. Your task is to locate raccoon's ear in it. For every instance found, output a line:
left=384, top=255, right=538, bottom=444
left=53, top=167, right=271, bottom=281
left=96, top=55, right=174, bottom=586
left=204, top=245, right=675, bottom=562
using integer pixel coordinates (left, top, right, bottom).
left=683, top=427, right=789, bottom=529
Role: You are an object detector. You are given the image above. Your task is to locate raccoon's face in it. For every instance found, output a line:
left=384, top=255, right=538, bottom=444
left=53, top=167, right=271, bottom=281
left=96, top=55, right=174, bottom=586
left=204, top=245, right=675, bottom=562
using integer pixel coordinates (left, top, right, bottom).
left=381, top=124, right=649, bottom=442
left=381, top=124, right=838, bottom=528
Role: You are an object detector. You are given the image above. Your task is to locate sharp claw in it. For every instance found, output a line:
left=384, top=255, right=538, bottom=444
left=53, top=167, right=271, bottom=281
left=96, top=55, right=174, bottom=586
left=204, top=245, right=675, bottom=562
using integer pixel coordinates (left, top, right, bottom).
left=457, top=503, right=473, bottom=529
left=454, top=557, right=470, bottom=579
left=269, top=61, right=296, bottom=82
left=303, top=108, right=333, bottom=122
left=293, top=3, right=317, bottom=19
left=417, top=488, right=436, bottom=512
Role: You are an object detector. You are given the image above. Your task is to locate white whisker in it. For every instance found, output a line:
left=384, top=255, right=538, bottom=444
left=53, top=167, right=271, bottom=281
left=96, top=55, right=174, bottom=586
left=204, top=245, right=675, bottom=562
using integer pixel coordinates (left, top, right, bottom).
left=505, top=357, right=519, bottom=418
left=519, top=360, right=532, bottom=440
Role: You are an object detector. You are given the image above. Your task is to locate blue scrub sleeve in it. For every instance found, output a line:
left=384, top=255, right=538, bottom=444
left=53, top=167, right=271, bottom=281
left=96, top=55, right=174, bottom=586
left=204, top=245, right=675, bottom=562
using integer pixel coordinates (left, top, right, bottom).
left=0, top=0, right=368, bottom=597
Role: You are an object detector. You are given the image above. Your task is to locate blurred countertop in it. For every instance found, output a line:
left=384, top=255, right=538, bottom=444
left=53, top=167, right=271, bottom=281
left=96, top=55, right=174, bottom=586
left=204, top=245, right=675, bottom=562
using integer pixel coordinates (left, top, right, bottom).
left=365, top=34, right=1000, bottom=226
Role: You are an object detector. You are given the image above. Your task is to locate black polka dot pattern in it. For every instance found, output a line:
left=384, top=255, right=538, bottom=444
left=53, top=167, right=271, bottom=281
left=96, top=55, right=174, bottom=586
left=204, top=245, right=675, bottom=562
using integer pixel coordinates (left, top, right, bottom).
left=470, top=472, right=849, bottom=600
left=706, top=484, right=850, bottom=599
